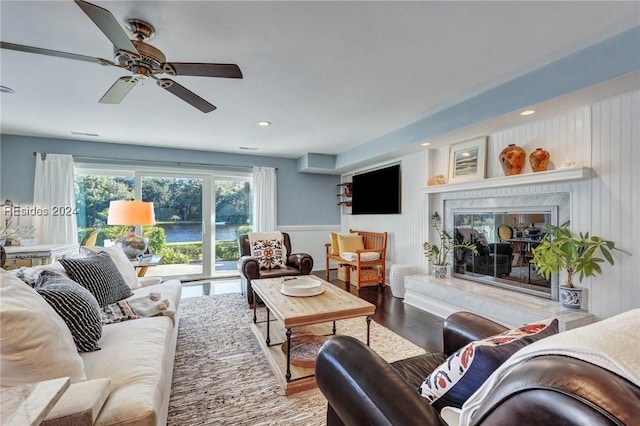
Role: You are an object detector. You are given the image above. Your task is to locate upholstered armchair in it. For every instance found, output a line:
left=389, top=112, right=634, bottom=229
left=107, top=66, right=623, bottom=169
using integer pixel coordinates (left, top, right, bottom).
left=237, top=232, right=313, bottom=307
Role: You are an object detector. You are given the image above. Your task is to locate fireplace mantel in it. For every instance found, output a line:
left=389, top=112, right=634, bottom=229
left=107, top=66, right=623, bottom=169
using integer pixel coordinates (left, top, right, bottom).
left=422, top=166, right=591, bottom=194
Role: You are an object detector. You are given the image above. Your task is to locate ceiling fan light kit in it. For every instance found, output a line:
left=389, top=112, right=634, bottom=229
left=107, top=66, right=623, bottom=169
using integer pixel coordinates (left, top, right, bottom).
left=1, top=0, right=242, bottom=113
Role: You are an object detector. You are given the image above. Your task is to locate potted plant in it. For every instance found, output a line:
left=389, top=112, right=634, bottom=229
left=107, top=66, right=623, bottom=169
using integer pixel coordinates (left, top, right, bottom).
left=531, top=224, right=629, bottom=309
left=423, top=212, right=477, bottom=278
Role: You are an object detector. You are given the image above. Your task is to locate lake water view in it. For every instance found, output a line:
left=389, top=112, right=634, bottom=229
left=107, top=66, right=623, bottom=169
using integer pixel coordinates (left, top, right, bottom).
left=159, top=222, right=240, bottom=243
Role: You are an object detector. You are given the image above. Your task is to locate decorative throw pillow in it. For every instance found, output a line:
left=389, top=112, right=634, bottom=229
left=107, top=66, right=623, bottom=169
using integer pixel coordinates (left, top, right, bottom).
left=330, top=232, right=340, bottom=254
left=337, top=234, right=365, bottom=253
left=59, top=251, right=133, bottom=307
left=0, top=269, right=87, bottom=386
left=418, top=318, right=559, bottom=411
left=250, top=239, right=286, bottom=270
left=82, top=244, right=141, bottom=289
left=34, top=271, right=102, bottom=352
left=471, top=231, right=491, bottom=256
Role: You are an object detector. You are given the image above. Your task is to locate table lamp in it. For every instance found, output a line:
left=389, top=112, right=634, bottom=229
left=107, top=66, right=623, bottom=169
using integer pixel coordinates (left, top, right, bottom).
left=107, top=200, right=155, bottom=259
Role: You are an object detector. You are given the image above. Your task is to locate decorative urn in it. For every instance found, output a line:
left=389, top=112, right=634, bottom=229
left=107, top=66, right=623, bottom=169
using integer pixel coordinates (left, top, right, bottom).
left=499, top=144, right=526, bottom=176
left=529, top=148, right=550, bottom=172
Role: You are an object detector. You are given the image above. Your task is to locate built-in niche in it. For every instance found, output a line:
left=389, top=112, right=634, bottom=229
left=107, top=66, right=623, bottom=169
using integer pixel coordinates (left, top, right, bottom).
left=444, top=193, right=570, bottom=300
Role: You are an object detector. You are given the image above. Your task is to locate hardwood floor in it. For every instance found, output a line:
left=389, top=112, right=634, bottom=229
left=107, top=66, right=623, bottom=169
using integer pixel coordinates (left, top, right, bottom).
left=313, top=271, right=444, bottom=353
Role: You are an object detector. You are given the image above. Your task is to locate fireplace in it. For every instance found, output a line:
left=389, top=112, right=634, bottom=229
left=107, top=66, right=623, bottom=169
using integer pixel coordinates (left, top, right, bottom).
left=443, top=193, right=570, bottom=301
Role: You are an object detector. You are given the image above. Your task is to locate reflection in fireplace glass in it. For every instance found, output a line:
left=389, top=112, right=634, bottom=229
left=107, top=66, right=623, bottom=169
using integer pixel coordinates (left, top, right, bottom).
left=452, top=210, right=555, bottom=298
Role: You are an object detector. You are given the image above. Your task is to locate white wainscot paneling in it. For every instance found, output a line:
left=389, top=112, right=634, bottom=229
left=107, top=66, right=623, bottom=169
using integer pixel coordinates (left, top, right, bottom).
left=277, top=225, right=341, bottom=272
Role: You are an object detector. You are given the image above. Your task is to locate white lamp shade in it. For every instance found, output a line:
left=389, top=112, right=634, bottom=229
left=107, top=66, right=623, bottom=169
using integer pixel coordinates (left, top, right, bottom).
left=107, top=201, right=155, bottom=226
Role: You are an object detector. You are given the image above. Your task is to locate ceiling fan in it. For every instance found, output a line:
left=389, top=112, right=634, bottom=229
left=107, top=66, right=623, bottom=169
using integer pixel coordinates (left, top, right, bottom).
left=0, top=0, right=242, bottom=113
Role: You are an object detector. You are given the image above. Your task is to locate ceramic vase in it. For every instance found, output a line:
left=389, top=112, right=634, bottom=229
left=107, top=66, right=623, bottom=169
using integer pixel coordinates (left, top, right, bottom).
left=529, top=147, right=550, bottom=172
left=499, top=144, right=526, bottom=176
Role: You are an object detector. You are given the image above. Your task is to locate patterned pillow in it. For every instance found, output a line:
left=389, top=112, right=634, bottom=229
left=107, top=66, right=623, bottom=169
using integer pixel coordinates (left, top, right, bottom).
left=418, top=318, right=558, bottom=411
left=59, top=251, right=133, bottom=307
left=250, top=239, right=286, bottom=270
left=82, top=244, right=141, bottom=289
left=34, top=271, right=102, bottom=352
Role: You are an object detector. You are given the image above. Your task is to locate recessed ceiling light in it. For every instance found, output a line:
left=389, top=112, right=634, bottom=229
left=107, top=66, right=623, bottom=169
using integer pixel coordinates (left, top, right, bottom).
left=0, top=86, right=15, bottom=94
left=520, top=110, right=536, bottom=116
left=257, top=121, right=271, bottom=127
left=239, top=146, right=258, bottom=151
left=421, top=142, right=431, bottom=146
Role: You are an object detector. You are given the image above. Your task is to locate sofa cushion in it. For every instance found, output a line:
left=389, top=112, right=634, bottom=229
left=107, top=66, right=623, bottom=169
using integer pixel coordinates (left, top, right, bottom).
left=337, top=234, right=364, bottom=253
left=82, top=244, right=141, bottom=289
left=340, top=251, right=381, bottom=262
left=60, top=251, right=133, bottom=306
left=78, top=280, right=181, bottom=426
left=418, top=317, right=558, bottom=411
left=0, top=269, right=87, bottom=386
left=250, top=238, right=286, bottom=270
left=34, top=270, right=103, bottom=352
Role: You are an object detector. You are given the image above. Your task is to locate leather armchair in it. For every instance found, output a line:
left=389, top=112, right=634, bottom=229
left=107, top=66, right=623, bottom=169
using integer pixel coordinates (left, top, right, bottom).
left=237, top=232, right=313, bottom=307
left=315, top=312, right=640, bottom=426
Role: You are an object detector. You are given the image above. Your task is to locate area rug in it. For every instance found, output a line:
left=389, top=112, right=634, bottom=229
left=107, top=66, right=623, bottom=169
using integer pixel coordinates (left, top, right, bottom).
left=167, top=293, right=426, bottom=425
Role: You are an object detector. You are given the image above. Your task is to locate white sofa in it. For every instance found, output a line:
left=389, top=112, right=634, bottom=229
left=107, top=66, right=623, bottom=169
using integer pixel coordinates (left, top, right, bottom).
left=1, top=251, right=182, bottom=426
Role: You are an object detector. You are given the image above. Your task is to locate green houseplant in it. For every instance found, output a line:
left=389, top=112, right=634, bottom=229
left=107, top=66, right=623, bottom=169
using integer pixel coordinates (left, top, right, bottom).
left=423, top=212, right=477, bottom=278
left=531, top=224, right=629, bottom=309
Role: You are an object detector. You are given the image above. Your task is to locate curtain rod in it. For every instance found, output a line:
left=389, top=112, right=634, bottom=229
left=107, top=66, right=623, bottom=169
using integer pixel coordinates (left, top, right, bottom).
left=32, top=152, right=276, bottom=171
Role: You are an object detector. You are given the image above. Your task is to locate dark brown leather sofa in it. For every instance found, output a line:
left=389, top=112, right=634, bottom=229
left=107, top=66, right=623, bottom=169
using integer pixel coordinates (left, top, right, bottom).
left=315, top=311, right=640, bottom=426
left=237, top=232, right=313, bottom=307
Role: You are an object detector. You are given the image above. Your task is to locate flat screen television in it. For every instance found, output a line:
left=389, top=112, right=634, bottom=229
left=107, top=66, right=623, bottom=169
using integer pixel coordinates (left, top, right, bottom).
left=352, top=164, right=401, bottom=215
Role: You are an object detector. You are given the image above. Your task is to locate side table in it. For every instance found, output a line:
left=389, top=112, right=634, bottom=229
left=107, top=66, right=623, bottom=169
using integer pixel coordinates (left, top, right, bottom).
left=1, top=377, right=70, bottom=426
left=131, top=254, right=163, bottom=277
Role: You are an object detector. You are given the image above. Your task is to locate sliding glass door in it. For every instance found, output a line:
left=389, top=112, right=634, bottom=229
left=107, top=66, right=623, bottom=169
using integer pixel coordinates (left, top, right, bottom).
left=213, top=178, right=252, bottom=276
left=75, top=166, right=252, bottom=281
left=139, top=173, right=208, bottom=280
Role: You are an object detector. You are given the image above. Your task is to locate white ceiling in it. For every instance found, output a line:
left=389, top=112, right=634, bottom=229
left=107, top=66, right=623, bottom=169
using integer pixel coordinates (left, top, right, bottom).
left=1, top=1, right=639, bottom=162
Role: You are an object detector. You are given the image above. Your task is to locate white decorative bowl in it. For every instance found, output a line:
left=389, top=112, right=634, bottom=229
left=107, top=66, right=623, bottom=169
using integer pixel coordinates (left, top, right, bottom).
left=280, top=276, right=324, bottom=297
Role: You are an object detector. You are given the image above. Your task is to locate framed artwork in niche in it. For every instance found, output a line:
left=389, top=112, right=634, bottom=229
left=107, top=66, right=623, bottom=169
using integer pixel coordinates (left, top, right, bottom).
left=448, top=137, right=487, bottom=184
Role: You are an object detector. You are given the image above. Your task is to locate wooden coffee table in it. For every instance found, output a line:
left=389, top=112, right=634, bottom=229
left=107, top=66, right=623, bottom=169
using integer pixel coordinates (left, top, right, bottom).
left=251, top=277, right=376, bottom=395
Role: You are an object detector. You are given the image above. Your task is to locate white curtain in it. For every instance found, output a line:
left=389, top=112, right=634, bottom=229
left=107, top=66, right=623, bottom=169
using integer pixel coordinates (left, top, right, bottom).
left=252, top=167, right=277, bottom=232
left=33, top=153, right=78, bottom=244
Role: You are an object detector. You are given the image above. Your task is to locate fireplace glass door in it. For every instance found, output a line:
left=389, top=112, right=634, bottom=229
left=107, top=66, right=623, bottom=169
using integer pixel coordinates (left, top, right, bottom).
left=452, top=210, right=557, bottom=298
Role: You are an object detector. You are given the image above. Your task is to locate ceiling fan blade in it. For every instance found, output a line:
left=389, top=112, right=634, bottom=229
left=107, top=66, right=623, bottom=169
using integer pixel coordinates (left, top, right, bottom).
left=99, top=77, right=138, bottom=104
left=1, top=41, right=114, bottom=66
left=157, top=78, right=216, bottom=113
left=163, top=62, right=243, bottom=79
left=75, top=0, right=138, bottom=56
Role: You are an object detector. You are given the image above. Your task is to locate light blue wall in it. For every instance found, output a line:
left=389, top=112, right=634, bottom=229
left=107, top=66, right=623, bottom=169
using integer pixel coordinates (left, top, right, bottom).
left=0, top=135, right=341, bottom=226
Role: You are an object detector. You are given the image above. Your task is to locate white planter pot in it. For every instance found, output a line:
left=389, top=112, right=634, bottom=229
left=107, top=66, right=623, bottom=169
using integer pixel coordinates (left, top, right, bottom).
left=560, top=285, right=583, bottom=309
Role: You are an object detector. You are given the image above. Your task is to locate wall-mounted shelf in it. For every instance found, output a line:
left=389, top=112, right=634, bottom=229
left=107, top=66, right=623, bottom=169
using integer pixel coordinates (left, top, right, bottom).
left=337, top=181, right=353, bottom=213
left=422, top=167, right=591, bottom=194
